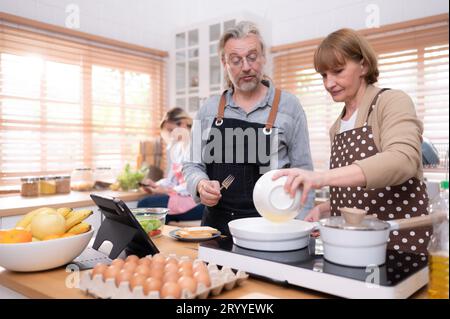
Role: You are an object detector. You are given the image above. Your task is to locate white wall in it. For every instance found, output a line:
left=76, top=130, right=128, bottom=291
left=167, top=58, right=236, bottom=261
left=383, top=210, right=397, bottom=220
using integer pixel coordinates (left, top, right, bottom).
left=0, top=0, right=170, bottom=50
left=1, top=0, right=448, bottom=51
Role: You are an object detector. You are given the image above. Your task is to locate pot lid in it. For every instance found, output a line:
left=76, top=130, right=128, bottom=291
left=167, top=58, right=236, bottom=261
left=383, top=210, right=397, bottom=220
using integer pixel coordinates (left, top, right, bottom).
left=319, top=216, right=391, bottom=231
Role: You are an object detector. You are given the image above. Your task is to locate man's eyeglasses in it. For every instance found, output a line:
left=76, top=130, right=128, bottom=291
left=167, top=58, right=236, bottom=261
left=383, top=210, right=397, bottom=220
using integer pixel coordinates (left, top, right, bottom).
left=226, top=52, right=260, bottom=68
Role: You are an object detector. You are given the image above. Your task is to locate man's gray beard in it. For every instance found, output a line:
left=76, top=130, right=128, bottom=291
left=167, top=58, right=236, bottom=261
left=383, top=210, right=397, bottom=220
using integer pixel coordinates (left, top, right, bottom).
left=234, top=77, right=260, bottom=92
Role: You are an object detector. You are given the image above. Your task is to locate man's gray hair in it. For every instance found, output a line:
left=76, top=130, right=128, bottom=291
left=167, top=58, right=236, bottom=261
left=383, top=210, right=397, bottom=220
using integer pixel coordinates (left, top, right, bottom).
left=218, top=21, right=266, bottom=60
left=218, top=21, right=267, bottom=89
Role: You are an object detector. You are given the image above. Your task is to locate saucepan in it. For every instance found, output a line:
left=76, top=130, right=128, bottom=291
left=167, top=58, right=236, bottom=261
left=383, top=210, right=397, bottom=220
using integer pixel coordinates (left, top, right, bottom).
left=316, top=208, right=445, bottom=267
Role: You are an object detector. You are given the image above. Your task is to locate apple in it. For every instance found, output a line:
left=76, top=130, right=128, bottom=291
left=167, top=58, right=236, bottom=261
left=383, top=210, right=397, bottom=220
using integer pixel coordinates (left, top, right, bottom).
left=31, top=211, right=66, bottom=240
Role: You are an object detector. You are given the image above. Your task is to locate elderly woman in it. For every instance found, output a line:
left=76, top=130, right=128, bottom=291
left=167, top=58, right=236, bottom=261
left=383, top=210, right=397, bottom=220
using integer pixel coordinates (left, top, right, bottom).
left=274, top=28, right=430, bottom=253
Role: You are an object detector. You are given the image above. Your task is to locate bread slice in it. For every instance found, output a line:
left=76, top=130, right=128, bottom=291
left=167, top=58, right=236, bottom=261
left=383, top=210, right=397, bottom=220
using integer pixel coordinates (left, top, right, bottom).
left=176, top=230, right=214, bottom=239
left=175, top=226, right=219, bottom=238
left=183, top=226, right=219, bottom=234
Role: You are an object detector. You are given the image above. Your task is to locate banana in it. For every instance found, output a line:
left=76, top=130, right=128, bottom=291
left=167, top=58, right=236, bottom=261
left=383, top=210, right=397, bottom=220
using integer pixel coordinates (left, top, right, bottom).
left=15, top=207, right=56, bottom=229
left=65, top=209, right=93, bottom=231
left=64, top=209, right=78, bottom=221
left=67, top=222, right=91, bottom=234
left=32, top=237, right=41, bottom=242
left=56, top=207, right=72, bottom=218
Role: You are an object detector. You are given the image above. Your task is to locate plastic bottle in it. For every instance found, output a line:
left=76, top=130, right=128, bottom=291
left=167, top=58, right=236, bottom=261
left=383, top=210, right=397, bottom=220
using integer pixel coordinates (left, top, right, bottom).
left=427, top=180, right=449, bottom=299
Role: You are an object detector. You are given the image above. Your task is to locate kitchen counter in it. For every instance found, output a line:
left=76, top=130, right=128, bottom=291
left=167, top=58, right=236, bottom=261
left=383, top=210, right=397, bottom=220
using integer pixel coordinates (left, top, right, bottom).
left=0, top=226, right=429, bottom=299
left=0, top=190, right=147, bottom=218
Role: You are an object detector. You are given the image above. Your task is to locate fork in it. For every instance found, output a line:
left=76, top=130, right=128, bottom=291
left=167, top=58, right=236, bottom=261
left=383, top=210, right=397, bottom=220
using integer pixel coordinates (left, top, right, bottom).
left=220, top=175, right=235, bottom=191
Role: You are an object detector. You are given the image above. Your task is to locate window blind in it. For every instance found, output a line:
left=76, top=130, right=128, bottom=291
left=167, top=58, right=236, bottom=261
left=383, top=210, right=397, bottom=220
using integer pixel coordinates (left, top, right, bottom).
left=272, top=14, right=449, bottom=174
left=0, top=14, right=167, bottom=189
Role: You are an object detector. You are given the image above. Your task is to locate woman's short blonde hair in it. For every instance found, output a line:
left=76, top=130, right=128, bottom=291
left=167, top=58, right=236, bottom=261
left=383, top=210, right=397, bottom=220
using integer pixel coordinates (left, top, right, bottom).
left=314, top=28, right=379, bottom=84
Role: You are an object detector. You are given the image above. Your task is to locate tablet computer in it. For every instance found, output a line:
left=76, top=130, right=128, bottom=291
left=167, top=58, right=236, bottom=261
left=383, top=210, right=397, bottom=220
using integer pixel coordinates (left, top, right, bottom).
left=89, top=194, right=159, bottom=258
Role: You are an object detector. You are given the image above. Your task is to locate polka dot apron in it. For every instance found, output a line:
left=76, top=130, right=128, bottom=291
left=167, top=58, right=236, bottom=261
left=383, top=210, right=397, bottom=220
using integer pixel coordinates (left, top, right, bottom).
left=329, top=89, right=431, bottom=254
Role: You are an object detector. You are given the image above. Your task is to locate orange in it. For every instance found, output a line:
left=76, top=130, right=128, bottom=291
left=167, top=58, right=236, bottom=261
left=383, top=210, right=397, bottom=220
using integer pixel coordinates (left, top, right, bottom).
left=0, top=230, right=8, bottom=242
left=0, top=229, right=32, bottom=244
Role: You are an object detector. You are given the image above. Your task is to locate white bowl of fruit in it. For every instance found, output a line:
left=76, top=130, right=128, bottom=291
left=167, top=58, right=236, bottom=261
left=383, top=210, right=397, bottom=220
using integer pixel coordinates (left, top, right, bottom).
left=0, top=207, right=94, bottom=272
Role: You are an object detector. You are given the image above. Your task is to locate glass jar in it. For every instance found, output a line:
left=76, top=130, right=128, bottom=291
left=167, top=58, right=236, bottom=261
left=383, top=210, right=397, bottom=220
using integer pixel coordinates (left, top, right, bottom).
left=39, top=176, right=56, bottom=195
left=93, top=167, right=115, bottom=190
left=70, top=168, right=94, bottom=191
left=55, top=175, right=71, bottom=194
left=20, top=177, right=39, bottom=197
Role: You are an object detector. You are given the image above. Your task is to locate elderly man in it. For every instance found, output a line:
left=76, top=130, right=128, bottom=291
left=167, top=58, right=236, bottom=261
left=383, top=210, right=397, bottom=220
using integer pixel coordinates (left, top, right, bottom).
left=182, top=21, right=314, bottom=236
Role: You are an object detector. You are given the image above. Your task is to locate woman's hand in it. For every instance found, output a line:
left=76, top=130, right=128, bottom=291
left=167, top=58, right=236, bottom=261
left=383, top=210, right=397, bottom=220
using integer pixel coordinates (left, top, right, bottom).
left=272, top=168, right=326, bottom=205
left=197, top=179, right=221, bottom=207
left=141, top=179, right=170, bottom=195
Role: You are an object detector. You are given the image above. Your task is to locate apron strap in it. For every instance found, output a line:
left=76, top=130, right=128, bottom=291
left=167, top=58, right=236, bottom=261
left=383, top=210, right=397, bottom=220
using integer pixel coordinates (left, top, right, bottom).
left=215, top=90, right=228, bottom=126
left=264, top=88, right=282, bottom=134
left=366, top=88, right=390, bottom=120
left=215, top=88, right=282, bottom=133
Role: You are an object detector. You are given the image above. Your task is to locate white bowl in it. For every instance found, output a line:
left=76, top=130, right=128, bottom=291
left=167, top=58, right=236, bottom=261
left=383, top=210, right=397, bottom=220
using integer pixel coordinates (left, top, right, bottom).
left=253, top=170, right=302, bottom=222
left=0, top=229, right=94, bottom=272
left=229, top=217, right=314, bottom=251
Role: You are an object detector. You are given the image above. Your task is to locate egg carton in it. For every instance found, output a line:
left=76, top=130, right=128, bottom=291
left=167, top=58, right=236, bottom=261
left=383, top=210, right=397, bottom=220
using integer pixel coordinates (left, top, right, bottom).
left=79, top=255, right=248, bottom=299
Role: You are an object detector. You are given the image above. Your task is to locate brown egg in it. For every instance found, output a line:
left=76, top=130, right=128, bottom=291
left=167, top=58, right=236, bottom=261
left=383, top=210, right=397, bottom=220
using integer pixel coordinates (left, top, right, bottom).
left=178, top=261, right=193, bottom=276
left=193, top=261, right=208, bottom=273
left=179, top=259, right=193, bottom=268
left=160, top=282, right=181, bottom=299
left=138, top=257, right=152, bottom=267
left=149, top=266, right=164, bottom=279
left=125, top=255, right=139, bottom=263
left=165, top=256, right=178, bottom=265
left=91, top=263, right=108, bottom=278
left=163, top=271, right=179, bottom=283
left=178, top=267, right=193, bottom=277
left=135, top=264, right=151, bottom=277
left=111, top=258, right=125, bottom=268
left=103, top=265, right=121, bottom=281
left=115, top=269, right=133, bottom=287
left=194, top=270, right=211, bottom=287
left=178, top=276, right=197, bottom=294
left=164, top=262, right=179, bottom=274
left=129, top=274, right=147, bottom=291
left=123, top=261, right=138, bottom=273
left=143, top=277, right=163, bottom=295
left=152, top=253, right=166, bottom=265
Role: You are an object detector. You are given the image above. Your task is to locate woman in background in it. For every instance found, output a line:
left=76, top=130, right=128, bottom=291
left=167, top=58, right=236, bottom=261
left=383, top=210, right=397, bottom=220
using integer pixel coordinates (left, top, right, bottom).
left=138, top=108, right=204, bottom=223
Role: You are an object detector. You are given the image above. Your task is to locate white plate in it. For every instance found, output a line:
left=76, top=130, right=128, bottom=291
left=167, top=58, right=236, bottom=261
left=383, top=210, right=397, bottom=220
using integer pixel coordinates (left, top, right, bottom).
left=253, top=170, right=302, bottom=222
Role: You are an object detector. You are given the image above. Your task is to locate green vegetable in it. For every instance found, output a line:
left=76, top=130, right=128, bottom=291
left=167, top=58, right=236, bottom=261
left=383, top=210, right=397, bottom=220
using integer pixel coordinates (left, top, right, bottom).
left=117, top=163, right=148, bottom=191
left=138, top=219, right=162, bottom=232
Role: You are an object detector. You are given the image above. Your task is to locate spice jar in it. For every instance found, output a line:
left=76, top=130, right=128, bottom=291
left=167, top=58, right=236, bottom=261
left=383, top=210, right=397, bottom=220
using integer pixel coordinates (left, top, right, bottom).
left=55, top=175, right=71, bottom=194
left=39, top=176, right=56, bottom=195
left=71, top=168, right=94, bottom=191
left=20, top=177, right=39, bottom=197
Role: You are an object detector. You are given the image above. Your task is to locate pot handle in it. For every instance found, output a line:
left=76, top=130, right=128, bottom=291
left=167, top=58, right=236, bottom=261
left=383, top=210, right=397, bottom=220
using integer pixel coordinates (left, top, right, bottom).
left=388, top=212, right=446, bottom=231
left=310, top=222, right=321, bottom=231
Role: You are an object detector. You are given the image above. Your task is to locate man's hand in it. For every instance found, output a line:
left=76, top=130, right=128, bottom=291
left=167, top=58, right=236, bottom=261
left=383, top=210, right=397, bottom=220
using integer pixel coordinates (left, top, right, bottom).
left=197, top=179, right=221, bottom=207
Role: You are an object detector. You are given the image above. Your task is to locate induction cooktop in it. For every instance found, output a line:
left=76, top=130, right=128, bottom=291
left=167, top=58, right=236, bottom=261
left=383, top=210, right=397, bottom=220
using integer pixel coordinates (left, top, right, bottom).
left=198, top=237, right=428, bottom=299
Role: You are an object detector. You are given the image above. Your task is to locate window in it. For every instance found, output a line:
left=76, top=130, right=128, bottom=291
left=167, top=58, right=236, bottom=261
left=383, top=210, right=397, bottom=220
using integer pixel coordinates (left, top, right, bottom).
left=0, top=16, right=166, bottom=189
left=272, top=14, right=449, bottom=177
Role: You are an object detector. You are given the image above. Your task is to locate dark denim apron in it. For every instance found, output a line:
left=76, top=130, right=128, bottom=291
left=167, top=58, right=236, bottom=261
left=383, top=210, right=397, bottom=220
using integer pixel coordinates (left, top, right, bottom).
left=201, top=87, right=282, bottom=236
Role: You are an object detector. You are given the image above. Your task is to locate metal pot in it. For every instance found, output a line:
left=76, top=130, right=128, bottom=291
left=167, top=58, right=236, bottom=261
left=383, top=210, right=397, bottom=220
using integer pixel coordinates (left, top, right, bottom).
left=317, top=213, right=442, bottom=267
